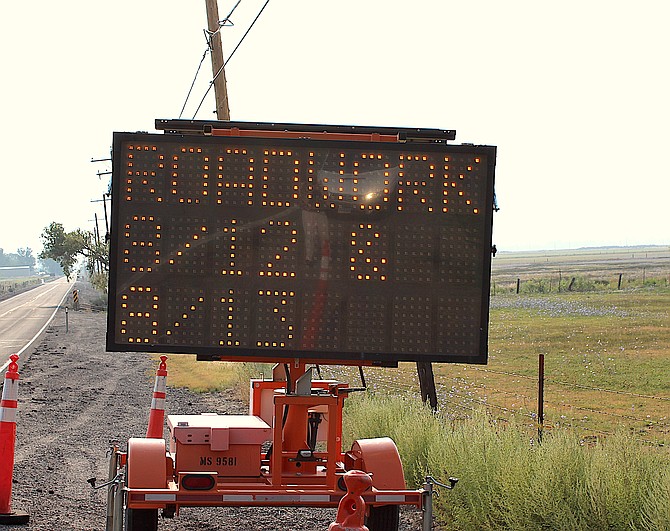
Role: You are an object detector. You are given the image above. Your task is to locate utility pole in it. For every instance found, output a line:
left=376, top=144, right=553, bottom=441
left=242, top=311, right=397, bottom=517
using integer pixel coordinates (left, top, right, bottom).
left=205, top=0, right=231, bottom=120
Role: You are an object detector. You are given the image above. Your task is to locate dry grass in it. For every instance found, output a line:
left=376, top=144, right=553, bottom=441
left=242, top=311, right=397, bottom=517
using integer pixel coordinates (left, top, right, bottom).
left=150, top=354, right=271, bottom=400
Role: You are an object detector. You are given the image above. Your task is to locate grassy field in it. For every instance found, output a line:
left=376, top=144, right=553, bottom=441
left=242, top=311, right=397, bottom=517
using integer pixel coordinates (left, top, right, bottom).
left=492, top=245, right=670, bottom=292
left=320, top=246, right=670, bottom=445
left=160, top=246, right=670, bottom=444
left=450, top=247, right=669, bottom=444
left=156, top=246, right=670, bottom=529
left=343, top=394, right=670, bottom=530
left=448, top=288, right=669, bottom=443
left=158, top=355, right=269, bottom=397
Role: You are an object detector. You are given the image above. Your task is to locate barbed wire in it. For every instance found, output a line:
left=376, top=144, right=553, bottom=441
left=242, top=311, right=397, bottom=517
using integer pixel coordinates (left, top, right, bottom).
left=321, top=363, right=668, bottom=442
left=466, top=366, right=670, bottom=402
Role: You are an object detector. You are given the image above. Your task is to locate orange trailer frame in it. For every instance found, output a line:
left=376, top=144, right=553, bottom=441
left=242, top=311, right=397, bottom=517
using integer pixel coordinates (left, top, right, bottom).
left=113, top=362, right=426, bottom=531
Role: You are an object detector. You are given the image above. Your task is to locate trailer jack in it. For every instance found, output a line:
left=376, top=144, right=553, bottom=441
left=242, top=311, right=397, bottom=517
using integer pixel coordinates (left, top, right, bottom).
left=421, top=476, right=459, bottom=531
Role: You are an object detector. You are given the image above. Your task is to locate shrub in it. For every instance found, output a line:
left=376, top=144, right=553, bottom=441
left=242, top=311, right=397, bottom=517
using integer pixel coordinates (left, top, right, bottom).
left=343, top=393, right=670, bottom=530
left=90, top=271, right=108, bottom=294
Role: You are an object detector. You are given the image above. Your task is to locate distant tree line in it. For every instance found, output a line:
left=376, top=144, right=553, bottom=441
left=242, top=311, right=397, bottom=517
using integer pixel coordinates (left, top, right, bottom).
left=0, top=246, right=65, bottom=276
left=0, top=247, right=36, bottom=268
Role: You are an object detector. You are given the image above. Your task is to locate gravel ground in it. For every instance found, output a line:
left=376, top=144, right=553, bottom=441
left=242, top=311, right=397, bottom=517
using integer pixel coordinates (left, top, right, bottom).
left=2, top=281, right=424, bottom=530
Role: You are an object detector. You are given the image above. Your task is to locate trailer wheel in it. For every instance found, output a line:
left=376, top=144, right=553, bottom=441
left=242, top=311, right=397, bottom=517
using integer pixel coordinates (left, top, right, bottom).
left=366, top=504, right=400, bottom=531
left=125, top=508, right=158, bottom=531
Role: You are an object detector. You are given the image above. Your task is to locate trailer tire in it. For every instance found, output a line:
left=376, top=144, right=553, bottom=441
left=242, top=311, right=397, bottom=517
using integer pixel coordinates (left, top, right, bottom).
left=366, top=504, right=400, bottom=531
left=125, top=508, right=158, bottom=531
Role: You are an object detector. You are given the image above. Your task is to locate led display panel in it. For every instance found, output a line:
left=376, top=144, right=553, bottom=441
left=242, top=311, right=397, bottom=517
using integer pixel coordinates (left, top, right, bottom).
left=107, top=125, right=496, bottom=364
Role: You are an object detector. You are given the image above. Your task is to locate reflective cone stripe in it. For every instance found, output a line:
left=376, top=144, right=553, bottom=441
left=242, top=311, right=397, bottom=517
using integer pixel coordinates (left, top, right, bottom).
left=0, top=382, right=18, bottom=423
left=151, top=375, right=167, bottom=410
left=0, top=355, right=20, bottom=515
left=146, top=356, right=168, bottom=438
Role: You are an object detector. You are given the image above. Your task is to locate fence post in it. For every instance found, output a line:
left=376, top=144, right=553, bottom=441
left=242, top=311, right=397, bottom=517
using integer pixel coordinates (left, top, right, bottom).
left=417, top=362, right=438, bottom=412
left=537, top=353, right=545, bottom=444
left=516, top=278, right=521, bottom=294
left=617, top=273, right=623, bottom=290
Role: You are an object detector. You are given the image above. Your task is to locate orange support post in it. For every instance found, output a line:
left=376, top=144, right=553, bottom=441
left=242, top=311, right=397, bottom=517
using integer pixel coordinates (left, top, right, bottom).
left=0, top=355, right=29, bottom=524
left=146, top=356, right=168, bottom=438
left=328, top=470, right=372, bottom=531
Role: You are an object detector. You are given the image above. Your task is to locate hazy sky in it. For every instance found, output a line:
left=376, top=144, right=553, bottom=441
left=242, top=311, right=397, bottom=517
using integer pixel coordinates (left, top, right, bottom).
left=1, top=0, right=668, bottom=256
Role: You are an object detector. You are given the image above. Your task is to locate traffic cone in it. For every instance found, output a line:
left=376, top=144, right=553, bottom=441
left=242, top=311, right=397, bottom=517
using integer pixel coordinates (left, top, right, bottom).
left=0, top=354, right=30, bottom=524
left=328, top=470, right=371, bottom=531
left=146, top=356, right=168, bottom=438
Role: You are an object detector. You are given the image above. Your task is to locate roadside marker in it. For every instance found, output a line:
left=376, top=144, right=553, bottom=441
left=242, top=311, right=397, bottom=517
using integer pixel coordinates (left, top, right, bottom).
left=146, top=356, right=168, bottom=438
left=0, top=354, right=30, bottom=525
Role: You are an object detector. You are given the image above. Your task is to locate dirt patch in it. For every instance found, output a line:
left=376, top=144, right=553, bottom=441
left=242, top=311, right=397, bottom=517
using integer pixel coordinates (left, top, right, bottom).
left=2, top=281, right=423, bottom=530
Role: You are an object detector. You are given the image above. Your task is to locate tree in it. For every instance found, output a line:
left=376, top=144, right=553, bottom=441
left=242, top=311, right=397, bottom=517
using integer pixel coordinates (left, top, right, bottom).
left=39, top=222, right=109, bottom=284
left=39, top=257, right=64, bottom=276
left=16, top=248, right=36, bottom=267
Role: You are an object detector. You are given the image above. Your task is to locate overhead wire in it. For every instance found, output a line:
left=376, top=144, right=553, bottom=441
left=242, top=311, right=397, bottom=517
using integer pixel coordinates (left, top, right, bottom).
left=178, top=49, right=209, bottom=119
left=224, top=0, right=270, bottom=69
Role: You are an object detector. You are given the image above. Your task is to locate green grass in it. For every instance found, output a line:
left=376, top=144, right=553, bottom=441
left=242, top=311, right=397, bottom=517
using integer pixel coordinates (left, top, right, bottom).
left=344, top=393, right=670, bottom=530
left=491, top=246, right=670, bottom=294
left=455, top=287, right=670, bottom=443
left=159, top=287, right=670, bottom=529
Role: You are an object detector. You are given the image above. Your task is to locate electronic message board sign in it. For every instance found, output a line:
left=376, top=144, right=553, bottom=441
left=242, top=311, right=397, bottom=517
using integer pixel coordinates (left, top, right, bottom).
left=107, top=121, right=496, bottom=364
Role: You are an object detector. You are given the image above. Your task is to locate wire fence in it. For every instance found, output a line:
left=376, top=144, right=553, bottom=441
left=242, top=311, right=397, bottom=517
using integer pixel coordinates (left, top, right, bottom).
left=491, top=248, right=670, bottom=295
left=322, top=361, right=669, bottom=445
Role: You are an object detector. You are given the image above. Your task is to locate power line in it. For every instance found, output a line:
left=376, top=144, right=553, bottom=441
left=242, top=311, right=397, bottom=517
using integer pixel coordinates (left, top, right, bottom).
left=179, top=49, right=209, bottom=119
left=224, top=0, right=270, bottom=69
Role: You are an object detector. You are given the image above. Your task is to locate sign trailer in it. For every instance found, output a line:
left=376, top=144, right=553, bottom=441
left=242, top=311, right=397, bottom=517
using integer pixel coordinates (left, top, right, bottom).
left=105, top=119, right=497, bottom=530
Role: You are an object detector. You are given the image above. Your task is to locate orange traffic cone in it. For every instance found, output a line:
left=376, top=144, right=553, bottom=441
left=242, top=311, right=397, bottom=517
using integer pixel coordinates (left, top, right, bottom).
left=146, top=356, right=168, bottom=438
left=0, top=355, right=29, bottom=524
left=328, top=470, right=372, bottom=531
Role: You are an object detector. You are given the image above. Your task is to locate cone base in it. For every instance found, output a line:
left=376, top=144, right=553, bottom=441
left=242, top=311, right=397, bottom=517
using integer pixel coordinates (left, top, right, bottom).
left=0, top=510, right=30, bottom=525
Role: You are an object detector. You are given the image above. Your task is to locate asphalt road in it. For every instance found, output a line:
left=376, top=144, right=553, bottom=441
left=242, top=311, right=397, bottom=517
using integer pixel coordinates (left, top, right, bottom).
left=0, top=277, right=72, bottom=370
